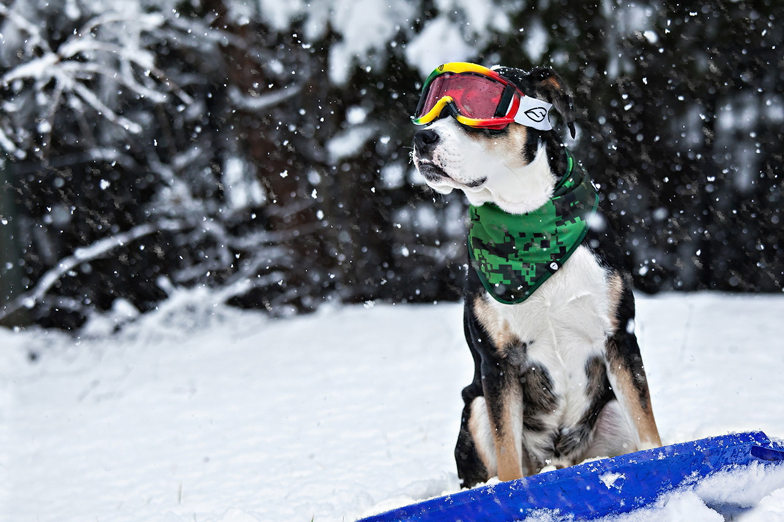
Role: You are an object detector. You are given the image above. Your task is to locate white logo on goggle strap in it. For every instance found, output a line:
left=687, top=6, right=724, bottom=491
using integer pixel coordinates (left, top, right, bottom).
left=513, top=95, right=553, bottom=131
left=524, top=108, right=548, bottom=122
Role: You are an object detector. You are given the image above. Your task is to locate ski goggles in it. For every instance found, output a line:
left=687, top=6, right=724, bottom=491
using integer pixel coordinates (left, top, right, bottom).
left=412, top=62, right=553, bottom=131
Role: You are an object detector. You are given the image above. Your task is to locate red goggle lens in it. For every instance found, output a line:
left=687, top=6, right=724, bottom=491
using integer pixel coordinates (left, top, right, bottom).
left=417, top=73, right=507, bottom=120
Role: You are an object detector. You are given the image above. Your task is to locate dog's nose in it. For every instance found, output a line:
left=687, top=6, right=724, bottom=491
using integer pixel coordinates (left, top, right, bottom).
left=414, top=129, right=440, bottom=154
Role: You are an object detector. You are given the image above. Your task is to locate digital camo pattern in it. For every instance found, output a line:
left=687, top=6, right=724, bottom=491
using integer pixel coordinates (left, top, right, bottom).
left=468, top=152, right=599, bottom=304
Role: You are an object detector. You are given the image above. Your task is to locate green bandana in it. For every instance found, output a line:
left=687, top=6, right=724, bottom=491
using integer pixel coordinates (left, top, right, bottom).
left=468, top=151, right=599, bottom=304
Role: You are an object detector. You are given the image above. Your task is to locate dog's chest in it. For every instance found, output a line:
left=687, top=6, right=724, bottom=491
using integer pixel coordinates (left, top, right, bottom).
left=480, top=245, right=616, bottom=397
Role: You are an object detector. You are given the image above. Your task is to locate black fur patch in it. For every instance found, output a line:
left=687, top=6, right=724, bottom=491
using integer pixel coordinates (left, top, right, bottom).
left=455, top=399, right=489, bottom=487
left=555, top=424, right=591, bottom=459
left=555, top=356, right=614, bottom=458
left=520, top=363, right=558, bottom=433
left=523, top=129, right=539, bottom=165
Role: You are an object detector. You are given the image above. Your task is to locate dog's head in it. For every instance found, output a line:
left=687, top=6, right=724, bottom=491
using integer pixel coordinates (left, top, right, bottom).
left=412, top=66, right=574, bottom=214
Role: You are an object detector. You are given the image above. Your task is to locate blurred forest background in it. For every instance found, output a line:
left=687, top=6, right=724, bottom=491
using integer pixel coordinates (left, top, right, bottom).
left=0, top=0, right=781, bottom=330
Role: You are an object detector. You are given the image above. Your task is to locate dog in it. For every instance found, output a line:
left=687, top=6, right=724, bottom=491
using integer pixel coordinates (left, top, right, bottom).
left=411, top=63, right=661, bottom=488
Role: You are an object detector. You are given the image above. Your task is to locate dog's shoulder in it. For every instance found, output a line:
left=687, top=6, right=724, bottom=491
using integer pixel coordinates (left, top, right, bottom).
left=580, top=205, right=639, bottom=339
left=583, top=207, right=631, bottom=276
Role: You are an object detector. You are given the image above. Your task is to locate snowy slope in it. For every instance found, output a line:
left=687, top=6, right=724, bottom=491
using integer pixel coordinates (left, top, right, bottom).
left=2, top=291, right=784, bottom=522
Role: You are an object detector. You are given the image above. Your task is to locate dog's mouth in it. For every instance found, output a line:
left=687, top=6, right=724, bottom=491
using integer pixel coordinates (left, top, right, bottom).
left=417, top=161, right=487, bottom=189
left=417, top=161, right=448, bottom=181
left=463, top=177, right=488, bottom=189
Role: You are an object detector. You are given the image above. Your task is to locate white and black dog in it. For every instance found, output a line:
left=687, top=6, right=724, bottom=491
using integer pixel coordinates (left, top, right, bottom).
left=412, top=65, right=661, bottom=487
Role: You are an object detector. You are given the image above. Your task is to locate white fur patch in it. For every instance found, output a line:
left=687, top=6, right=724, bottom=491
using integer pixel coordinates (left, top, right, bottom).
left=468, top=396, right=497, bottom=476
left=412, top=119, right=557, bottom=214
left=584, top=399, right=637, bottom=458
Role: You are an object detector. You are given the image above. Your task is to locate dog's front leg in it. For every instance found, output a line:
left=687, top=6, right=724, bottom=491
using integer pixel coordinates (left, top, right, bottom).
left=604, top=288, right=662, bottom=450
left=480, top=355, right=524, bottom=481
left=604, top=340, right=661, bottom=450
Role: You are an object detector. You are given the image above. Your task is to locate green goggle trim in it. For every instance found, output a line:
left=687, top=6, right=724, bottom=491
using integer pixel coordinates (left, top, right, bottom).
left=468, top=151, right=599, bottom=305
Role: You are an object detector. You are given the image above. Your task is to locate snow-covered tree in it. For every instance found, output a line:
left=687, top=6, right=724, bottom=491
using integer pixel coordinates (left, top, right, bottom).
left=1, top=0, right=783, bottom=329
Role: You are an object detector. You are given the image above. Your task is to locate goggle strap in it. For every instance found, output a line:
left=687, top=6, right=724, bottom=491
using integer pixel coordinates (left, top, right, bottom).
left=494, top=84, right=516, bottom=118
left=512, top=95, right=554, bottom=131
left=414, top=88, right=427, bottom=121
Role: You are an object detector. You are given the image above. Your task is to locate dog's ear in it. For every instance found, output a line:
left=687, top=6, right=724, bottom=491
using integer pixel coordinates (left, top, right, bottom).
left=528, top=67, right=576, bottom=138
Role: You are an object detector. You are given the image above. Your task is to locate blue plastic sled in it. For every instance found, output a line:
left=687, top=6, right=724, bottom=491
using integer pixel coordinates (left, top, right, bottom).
left=359, top=431, right=784, bottom=521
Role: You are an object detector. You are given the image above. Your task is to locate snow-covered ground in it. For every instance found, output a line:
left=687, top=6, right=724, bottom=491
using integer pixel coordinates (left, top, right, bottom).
left=2, top=291, right=784, bottom=522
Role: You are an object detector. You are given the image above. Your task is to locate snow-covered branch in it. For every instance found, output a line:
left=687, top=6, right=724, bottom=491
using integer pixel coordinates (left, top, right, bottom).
left=60, top=62, right=169, bottom=103
left=69, top=79, right=143, bottom=134
left=0, top=220, right=188, bottom=323
left=0, top=126, right=23, bottom=159
left=212, top=270, right=286, bottom=303
left=0, top=7, right=193, bottom=150
left=0, top=3, right=53, bottom=55
left=228, top=84, right=302, bottom=112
